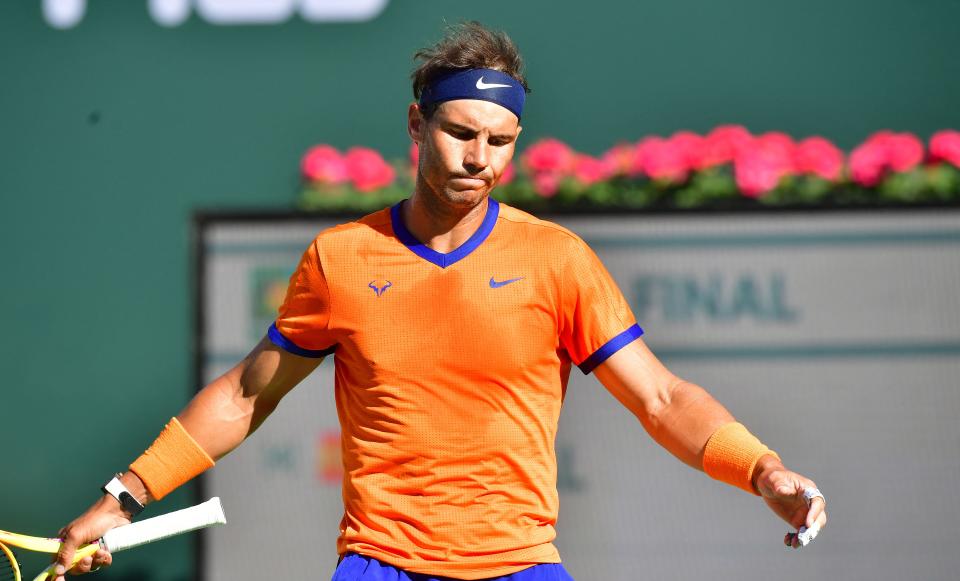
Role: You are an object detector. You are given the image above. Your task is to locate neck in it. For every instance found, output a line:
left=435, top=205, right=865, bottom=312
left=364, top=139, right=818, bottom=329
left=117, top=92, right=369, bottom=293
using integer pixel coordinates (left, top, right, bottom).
left=402, top=187, right=489, bottom=254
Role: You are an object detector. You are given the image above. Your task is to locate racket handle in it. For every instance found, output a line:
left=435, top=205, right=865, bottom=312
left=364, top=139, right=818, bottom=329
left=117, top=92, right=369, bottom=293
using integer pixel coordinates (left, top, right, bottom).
left=100, top=497, right=226, bottom=553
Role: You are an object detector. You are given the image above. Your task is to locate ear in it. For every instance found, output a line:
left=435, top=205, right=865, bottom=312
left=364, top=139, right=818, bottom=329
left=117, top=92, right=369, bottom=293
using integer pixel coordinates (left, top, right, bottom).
left=408, top=103, right=425, bottom=142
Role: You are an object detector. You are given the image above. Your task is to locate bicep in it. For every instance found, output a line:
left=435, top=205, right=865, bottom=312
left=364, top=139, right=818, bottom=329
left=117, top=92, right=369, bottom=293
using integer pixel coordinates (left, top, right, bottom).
left=238, top=336, right=324, bottom=410
left=177, top=336, right=323, bottom=458
left=592, top=338, right=680, bottom=423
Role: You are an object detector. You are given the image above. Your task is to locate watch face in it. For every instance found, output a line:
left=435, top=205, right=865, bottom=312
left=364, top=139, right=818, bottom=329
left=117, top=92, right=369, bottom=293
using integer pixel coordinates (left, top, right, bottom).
left=119, top=491, right=144, bottom=515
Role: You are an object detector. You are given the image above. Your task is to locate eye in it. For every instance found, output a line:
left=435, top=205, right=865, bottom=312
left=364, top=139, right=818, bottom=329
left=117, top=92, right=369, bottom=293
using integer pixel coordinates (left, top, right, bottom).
left=448, top=127, right=474, bottom=140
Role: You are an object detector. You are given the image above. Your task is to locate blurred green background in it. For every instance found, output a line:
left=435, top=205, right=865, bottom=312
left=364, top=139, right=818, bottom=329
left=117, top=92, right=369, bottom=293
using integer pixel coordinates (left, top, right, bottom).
left=1, top=1, right=958, bottom=578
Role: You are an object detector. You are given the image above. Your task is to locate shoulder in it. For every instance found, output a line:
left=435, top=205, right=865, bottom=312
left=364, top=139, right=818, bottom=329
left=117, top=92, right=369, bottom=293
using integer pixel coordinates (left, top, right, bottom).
left=496, top=203, right=608, bottom=283
left=496, top=202, right=591, bottom=259
left=496, top=202, right=586, bottom=248
left=310, top=207, right=394, bottom=254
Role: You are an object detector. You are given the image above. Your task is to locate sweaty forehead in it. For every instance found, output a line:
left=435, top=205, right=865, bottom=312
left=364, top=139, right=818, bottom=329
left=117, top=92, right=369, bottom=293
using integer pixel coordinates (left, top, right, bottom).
left=434, top=99, right=520, bottom=133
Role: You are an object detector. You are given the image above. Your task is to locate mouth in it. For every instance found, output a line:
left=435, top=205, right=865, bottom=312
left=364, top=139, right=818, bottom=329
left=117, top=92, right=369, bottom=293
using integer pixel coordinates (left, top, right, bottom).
left=450, top=176, right=488, bottom=188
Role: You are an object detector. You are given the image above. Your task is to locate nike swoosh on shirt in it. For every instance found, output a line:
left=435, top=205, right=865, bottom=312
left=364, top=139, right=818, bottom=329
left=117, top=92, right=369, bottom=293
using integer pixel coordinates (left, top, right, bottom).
left=489, top=277, right=523, bottom=288
left=476, top=77, right=512, bottom=90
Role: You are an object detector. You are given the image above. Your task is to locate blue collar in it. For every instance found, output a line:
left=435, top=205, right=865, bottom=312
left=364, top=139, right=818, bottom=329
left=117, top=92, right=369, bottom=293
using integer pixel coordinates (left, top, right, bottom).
left=390, top=198, right=500, bottom=268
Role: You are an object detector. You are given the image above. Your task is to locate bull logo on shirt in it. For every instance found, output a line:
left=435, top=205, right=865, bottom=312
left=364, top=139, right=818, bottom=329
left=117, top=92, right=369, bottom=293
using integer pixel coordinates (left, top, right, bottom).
left=368, top=279, right=393, bottom=297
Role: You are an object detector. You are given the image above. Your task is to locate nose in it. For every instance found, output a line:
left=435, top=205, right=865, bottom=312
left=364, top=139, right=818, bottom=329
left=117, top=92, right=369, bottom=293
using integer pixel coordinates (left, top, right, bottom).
left=463, top=139, right=489, bottom=173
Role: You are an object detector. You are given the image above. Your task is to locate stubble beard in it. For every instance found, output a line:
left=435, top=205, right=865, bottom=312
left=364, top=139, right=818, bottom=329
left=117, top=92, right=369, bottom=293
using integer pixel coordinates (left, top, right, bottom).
left=415, top=169, right=490, bottom=221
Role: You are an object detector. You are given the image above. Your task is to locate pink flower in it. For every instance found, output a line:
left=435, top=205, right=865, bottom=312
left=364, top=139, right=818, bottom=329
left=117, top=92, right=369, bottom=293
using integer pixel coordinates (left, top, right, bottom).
left=523, top=139, right=575, bottom=196
left=573, top=154, right=608, bottom=185
left=885, top=133, right=924, bottom=171
left=669, top=131, right=707, bottom=170
left=497, top=162, right=516, bottom=186
left=795, top=136, right=844, bottom=181
left=930, top=130, right=960, bottom=167
left=849, top=139, right=888, bottom=187
left=301, top=145, right=348, bottom=184
left=734, top=135, right=797, bottom=197
left=702, top=125, right=753, bottom=168
left=601, top=143, right=641, bottom=177
left=523, top=138, right=576, bottom=174
left=532, top=172, right=563, bottom=197
left=849, top=131, right=925, bottom=187
left=637, top=136, right=689, bottom=182
left=344, top=147, right=395, bottom=192
left=755, top=132, right=798, bottom=169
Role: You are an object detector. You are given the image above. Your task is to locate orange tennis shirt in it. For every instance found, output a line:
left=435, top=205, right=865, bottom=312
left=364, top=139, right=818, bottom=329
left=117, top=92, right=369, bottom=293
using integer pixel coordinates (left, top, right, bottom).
left=270, top=199, right=643, bottom=579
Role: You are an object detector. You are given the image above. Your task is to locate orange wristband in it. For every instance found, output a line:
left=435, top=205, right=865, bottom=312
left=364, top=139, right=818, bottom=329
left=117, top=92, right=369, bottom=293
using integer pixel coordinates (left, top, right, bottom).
left=129, top=417, right=215, bottom=500
left=702, top=422, right=779, bottom=495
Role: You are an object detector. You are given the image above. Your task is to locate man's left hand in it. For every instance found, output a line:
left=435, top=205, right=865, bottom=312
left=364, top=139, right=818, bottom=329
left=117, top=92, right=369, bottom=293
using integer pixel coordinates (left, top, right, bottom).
left=752, top=455, right=827, bottom=549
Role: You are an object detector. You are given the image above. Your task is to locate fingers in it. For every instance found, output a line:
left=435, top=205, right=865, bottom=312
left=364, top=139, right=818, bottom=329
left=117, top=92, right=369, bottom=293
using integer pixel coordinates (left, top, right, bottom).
left=54, top=528, right=82, bottom=579
left=783, top=501, right=827, bottom=549
left=806, top=495, right=827, bottom=529
left=53, top=532, right=111, bottom=579
left=68, top=549, right=113, bottom=575
left=776, top=482, right=826, bottom=550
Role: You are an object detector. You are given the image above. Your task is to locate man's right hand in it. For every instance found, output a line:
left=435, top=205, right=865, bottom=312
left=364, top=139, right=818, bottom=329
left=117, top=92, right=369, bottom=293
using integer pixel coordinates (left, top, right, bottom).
left=53, top=472, right=151, bottom=579
left=52, top=495, right=126, bottom=579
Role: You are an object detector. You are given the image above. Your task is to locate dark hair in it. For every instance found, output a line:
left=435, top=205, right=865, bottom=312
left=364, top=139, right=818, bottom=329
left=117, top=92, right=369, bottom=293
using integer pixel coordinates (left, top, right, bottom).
left=411, top=21, right=530, bottom=118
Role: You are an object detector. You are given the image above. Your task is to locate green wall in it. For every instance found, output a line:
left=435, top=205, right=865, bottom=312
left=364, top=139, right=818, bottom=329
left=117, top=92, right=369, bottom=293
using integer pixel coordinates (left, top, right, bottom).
left=1, top=1, right=958, bottom=579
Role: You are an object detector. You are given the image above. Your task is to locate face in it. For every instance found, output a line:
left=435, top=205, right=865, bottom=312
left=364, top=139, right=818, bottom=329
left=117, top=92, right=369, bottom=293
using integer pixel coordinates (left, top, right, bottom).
left=408, top=99, right=522, bottom=211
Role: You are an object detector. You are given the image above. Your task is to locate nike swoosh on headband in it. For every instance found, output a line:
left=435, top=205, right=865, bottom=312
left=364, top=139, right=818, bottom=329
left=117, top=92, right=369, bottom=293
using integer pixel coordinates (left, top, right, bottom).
left=476, top=77, right=512, bottom=90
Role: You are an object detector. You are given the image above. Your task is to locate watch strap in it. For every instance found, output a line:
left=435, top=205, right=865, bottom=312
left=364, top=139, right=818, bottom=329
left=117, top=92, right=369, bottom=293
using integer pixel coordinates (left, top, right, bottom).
left=101, top=474, right=145, bottom=517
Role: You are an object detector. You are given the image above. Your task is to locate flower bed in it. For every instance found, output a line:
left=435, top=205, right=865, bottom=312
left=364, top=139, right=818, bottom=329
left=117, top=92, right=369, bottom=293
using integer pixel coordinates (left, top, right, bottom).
left=298, top=127, right=960, bottom=212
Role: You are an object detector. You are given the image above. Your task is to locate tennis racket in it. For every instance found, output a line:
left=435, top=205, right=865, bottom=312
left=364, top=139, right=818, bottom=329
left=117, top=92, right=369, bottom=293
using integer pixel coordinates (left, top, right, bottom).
left=0, top=496, right=226, bottom=581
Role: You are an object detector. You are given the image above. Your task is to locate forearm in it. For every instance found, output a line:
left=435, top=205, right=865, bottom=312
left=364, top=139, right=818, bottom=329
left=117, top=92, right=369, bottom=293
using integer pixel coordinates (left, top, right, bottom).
left=176, top=366, right=260, bottom=462
left=178, top=340, right=300, bottom=460
left=595, top=343, right=730, bottom=469
left=128, top=340, right=316, bottom=502
left=100, top=370, right=253, bottom=512
left=640, top=379, right=735, bottom=470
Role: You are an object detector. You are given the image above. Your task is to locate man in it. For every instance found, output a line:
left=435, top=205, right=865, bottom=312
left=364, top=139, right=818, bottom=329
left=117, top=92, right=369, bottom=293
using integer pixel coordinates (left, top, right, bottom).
left=54, top=22, right=825, bottom=581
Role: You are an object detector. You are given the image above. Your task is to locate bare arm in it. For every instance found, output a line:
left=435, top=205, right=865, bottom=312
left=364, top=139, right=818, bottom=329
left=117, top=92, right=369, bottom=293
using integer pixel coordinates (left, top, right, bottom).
left=593, top=338, right=826, bottom=546
left=116, top=337, right=322, bottom=504
left=592, top=338, right=736, bottom=470
left=177, top=336, right=323, bottom=461
left=53, top=337, right=322, bottom=578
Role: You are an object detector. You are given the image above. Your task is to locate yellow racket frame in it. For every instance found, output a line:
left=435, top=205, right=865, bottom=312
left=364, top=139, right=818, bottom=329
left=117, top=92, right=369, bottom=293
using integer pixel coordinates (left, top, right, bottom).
left=0, top=531, right=98, bottom=581
left=1, top=540, right=22, bottom=581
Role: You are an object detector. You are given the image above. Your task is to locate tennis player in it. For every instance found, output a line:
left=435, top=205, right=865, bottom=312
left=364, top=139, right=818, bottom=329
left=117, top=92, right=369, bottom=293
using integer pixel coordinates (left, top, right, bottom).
left=53, top=22, right=826, bottom=581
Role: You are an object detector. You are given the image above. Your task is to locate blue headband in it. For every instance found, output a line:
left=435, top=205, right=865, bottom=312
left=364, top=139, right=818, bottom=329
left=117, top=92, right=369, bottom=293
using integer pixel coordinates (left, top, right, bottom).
left=419, top=68, right=525, bottom=119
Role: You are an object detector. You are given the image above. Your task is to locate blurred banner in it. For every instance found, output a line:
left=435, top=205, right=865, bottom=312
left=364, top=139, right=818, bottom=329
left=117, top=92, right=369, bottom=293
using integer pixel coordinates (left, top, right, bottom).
left=198, top=208, right=960, bottom=581
left=42, top=0, right=391, bottom=29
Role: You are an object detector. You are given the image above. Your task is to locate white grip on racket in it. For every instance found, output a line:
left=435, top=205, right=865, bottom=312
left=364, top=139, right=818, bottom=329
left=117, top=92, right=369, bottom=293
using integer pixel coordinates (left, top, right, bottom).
left=100, top=497, right=226, bottom=552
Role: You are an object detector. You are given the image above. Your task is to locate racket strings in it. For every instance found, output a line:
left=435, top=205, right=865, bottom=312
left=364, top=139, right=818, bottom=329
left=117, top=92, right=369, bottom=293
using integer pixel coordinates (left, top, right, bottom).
left=0, top=542, right=20, bottom=581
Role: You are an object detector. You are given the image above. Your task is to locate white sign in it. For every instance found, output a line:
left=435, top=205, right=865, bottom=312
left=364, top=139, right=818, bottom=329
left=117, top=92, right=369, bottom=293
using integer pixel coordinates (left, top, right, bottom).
left=42, top=0, right=390, bottom=29
left=200, top=210, right=960, bottom=581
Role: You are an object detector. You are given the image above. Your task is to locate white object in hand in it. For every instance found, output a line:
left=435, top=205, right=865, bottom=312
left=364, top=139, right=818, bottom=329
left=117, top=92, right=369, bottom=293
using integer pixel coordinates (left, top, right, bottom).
left=797, top=522, right=821, bottom=547
left=802, top=487, right=825, bottom=505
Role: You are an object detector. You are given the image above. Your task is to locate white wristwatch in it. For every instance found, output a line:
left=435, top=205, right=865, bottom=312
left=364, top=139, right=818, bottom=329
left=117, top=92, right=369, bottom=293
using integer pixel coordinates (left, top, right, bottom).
left=101, top=473, right=145, bottom=517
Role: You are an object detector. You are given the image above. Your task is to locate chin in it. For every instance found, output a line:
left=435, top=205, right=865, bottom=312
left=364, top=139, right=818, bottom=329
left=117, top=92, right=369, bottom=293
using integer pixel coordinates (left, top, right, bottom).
left=441, top=187, right=489, bottom=208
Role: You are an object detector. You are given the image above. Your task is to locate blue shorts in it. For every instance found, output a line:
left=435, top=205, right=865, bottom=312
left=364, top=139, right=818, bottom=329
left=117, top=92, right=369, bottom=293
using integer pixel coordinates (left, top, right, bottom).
left=331, top=553, right=575, bottom=581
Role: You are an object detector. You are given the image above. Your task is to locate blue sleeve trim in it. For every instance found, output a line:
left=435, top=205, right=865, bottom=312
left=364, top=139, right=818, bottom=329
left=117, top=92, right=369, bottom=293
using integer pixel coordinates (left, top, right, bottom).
left=577, top=324, right=644, bottom=374
left=268, top=323, right=336, bottom=358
